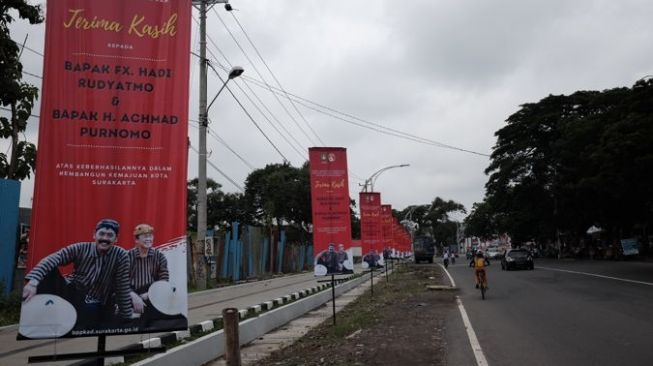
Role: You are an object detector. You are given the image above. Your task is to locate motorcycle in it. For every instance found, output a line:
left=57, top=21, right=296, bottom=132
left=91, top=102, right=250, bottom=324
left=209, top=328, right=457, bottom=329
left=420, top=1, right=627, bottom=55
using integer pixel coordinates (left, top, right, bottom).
left=443, top=257, right=449, bottom=268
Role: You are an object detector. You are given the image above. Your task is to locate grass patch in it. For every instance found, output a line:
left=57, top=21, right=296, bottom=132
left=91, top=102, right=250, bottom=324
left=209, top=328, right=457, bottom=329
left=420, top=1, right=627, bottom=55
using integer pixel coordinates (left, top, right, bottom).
left=0, top=282, right=21, bottom=326
left=258, top=263, right=450, bottom=366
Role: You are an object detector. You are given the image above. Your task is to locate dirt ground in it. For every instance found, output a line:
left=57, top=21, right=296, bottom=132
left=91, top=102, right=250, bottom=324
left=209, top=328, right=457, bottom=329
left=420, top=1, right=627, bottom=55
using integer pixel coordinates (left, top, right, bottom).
left=257, top=263, right=458, bottom=366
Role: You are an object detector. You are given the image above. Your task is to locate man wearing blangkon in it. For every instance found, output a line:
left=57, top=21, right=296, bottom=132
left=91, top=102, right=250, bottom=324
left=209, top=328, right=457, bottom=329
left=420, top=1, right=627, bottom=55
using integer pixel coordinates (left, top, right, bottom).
left=129, top=224, right=169, bottom=327
left=22, top=219, right=133, bottom=329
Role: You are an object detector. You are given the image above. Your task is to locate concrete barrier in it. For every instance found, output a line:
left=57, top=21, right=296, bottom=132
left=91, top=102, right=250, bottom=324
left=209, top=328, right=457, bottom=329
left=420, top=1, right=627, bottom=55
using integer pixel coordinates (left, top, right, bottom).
left=132, top=274, right=368, bottom=366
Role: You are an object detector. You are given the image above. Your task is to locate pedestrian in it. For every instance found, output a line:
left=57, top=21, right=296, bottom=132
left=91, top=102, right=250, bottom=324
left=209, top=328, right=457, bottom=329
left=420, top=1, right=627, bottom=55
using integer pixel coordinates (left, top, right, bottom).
left=22, top=219, right=133, bottom=329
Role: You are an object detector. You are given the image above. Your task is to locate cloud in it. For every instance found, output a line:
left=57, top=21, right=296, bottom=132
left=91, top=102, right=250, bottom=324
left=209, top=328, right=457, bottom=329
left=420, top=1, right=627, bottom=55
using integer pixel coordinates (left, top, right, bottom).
left=5, top=0, right=653, bottom=216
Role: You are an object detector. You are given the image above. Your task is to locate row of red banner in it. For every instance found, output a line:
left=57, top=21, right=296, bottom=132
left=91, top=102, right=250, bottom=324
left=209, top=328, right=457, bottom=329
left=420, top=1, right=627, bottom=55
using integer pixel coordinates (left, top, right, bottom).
left=309, top=148, right=412, bottom=275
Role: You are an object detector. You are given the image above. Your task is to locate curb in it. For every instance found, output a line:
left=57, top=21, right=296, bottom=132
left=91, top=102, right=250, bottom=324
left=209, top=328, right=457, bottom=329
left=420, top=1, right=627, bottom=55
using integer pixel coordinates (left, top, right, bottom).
left=130, top=273, right=371, bottom=366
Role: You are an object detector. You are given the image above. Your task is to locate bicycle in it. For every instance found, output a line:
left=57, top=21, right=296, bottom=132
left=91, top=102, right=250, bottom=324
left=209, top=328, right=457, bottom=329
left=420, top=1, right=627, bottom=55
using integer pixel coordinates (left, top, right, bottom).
left=477, top=270, right=487, bottom=300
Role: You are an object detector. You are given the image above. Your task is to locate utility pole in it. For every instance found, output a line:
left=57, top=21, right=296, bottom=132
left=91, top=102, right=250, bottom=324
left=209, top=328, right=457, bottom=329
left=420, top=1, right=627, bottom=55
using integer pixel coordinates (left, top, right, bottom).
left=193, top=0, right=229, bottom=290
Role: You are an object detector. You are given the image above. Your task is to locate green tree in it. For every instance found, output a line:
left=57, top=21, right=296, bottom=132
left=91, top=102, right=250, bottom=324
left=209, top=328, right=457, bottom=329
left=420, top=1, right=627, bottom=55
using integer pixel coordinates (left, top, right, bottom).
left=244, top=162, right=311, bottom=232
left=187, top=178, right=221, bottom=232
left=483, top=80, right=653, bottom=245
left=397, top=204, right=431, bottom=235
left=425, top=197, right=466, bottom=247
left=0, top=1, right=42, bottom=180
left=188, top=178, right=253, bottom=232
left=349, top=198, right=360, bottom=239
left=464, top=201, right=496, bottom=240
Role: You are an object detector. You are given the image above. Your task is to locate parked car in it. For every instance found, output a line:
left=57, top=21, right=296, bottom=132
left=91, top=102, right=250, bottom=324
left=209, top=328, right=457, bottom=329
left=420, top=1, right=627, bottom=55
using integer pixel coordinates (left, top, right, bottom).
left=501, top=249, right=534, bottom=270
left=486, top=246, right=502, bottom=260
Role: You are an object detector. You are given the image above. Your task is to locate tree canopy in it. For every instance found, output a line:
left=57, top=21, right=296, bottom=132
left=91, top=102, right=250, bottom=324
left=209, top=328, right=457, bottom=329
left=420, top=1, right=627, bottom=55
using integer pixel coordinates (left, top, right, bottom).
left=397, top=197, right=466, bottom=247
left=469, top=79, right=653, bottom=244
left=243, top=162, right=311, bottom=229
left=0, top=1, right=42, bottom=180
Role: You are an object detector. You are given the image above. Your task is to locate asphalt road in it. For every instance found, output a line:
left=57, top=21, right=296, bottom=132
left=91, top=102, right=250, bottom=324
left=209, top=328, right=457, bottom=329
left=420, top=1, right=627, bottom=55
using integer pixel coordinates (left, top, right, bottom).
left=445, top=258, right=653, bottom=366
left=0, top=271, right=323, bottom=366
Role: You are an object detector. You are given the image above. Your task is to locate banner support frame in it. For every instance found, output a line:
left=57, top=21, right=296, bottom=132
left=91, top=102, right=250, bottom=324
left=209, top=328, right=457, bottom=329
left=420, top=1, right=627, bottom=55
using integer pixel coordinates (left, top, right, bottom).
left=330, top=274, right=336, bottom=325
left=27, top=335, right=166, bottom=364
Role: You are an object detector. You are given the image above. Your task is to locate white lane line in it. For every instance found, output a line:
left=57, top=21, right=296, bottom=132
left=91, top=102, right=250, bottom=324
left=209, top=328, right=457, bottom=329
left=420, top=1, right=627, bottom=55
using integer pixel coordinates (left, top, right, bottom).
left=439, top=263, right=457, bottom=288
left=538, top=266, right=653, bottom=286
left=456, top=296, right=489, bottom=366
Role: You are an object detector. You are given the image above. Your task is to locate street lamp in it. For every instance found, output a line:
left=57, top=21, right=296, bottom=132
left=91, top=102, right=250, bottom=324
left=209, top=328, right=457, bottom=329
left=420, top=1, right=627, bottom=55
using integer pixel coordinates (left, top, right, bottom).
left=361, top=164, right=409, bottom=192
left=196, top=57, right=243, bottom=289
left=207, top=66, right=244, bottom=112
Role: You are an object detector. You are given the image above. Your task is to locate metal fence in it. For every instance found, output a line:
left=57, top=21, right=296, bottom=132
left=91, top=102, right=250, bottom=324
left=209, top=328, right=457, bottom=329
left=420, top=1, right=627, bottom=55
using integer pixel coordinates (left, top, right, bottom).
left=201, top=223, right=313, bottom=281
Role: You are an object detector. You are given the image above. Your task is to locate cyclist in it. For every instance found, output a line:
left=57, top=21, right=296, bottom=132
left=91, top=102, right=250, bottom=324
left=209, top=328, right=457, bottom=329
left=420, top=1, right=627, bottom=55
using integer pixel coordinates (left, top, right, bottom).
left=469, top=250, right=490, bottom=289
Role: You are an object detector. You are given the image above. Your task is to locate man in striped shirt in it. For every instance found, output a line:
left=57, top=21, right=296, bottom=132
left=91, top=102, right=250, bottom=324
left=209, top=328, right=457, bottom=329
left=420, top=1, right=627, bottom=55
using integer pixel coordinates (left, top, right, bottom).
left=129, top=224, right=169, bottom=325
left=22, top=219, right=133, bottom=329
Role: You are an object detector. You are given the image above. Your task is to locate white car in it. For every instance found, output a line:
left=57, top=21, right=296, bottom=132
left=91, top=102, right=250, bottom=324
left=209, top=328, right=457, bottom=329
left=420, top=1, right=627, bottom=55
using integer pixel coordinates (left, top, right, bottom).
left=486, top=247, right=502, bottom=259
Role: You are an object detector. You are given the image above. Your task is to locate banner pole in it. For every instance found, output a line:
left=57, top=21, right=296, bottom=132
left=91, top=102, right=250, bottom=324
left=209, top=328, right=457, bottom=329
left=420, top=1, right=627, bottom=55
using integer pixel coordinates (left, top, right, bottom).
left=385, top=260, right=389, bottom=283
left=95, top=335, right=106, bottom=366
left=331, top=274, right=336, bottom=325
left=370, top=266, right=374, bottom=297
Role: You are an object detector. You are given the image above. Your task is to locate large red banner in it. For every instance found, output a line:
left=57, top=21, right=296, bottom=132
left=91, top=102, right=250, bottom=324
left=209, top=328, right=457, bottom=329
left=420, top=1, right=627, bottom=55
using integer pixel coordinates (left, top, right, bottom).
left=309, top=148, right=353, bottom=275
left=20, top=0, right=191, bottom=339
left=360, top=192, right=382, bottom=268
left=381, top=204, right=393, bottom=254
left=393, top=217, right=410, bottom=257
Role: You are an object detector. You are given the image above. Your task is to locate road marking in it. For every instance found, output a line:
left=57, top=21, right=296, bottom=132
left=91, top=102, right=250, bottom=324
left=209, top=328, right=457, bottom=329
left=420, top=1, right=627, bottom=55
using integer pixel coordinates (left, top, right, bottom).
left=538, top=266, right=653, bottom=286
left=438, top=263, right=457, bottom=288
left=456, top=296, right=489, bottom=366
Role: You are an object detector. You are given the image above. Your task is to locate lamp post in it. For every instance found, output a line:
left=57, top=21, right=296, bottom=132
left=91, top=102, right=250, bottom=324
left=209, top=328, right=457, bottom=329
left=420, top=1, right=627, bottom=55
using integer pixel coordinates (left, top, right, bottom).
left=197, top=48, right=243, bottom=290
left=361, top=164, right=409, bottom=192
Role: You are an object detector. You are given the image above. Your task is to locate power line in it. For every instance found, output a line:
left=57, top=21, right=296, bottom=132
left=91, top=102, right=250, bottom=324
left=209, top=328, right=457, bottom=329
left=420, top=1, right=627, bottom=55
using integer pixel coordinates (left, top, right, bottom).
left=228, top=11, right=326, bottom=146
left=207, top=123, right=256, bottom=170
left=203, top=52, right=307, bottom=158
left=191, top=50, right=296, bottom=163
left=188, top=143, right=244, bottom=192
left=228, top=78, right=306, bottom=160
left=193, top=19, right=309, bottom=159
left=234, top=71, right=491, bottom=157
left=195, top=41, right=308, bottom=160
left=11, top=37, right=44, bottom=57
left=22, top=70, right=42, bottom=79
left=293, top=96, right=489, bottom=157
left=211, top=8, right=318, bottom=147
left=190, top=118, right=257, bottom=171
left=206, top=64, right=290, bottom=162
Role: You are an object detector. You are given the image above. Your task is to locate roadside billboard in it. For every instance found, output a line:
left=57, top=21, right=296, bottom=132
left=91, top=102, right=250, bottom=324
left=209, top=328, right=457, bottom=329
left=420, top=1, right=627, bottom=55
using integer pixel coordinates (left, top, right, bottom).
left=19, top=0, right=191, bottom=339
left=381, top=204, right=393, bottom=257
left=360, top=192, right=383, bottom=269
left=309, top=148, right=353, bottom=276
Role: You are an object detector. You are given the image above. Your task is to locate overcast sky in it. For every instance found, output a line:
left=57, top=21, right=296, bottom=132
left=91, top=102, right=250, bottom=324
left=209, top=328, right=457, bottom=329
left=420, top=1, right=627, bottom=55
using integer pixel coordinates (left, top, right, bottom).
left=4, top=0, right=653, bottom=218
